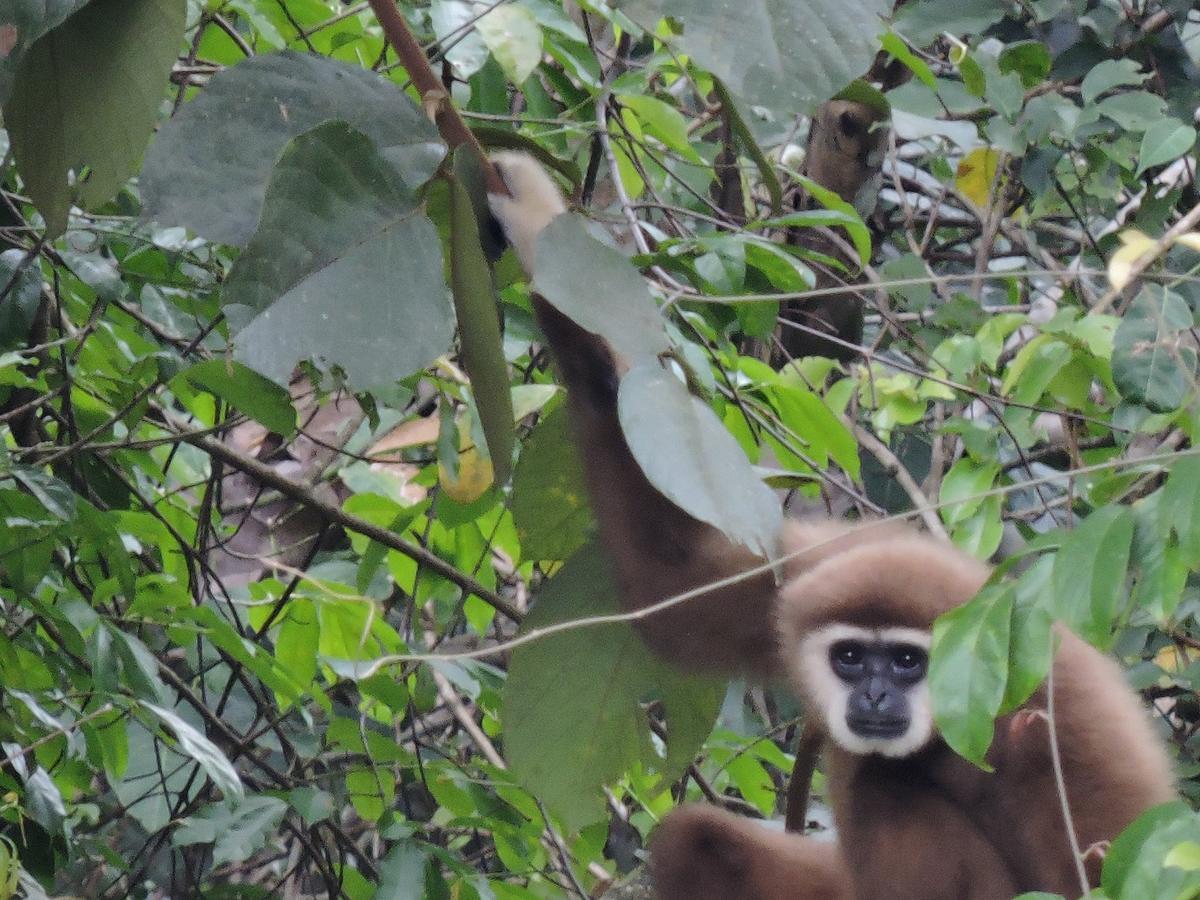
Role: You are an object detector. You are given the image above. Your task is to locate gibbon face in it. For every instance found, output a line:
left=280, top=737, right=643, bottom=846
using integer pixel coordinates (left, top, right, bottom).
left=796, top=624, right=934, bottom=758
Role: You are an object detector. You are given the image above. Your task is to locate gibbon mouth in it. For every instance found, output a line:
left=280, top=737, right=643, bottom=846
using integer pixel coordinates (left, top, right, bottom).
left=848, top=718, right=909, bottom=738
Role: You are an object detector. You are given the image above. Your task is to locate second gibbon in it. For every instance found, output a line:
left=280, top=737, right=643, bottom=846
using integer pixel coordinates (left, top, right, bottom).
left=485, top=153, right=1176, bottom=898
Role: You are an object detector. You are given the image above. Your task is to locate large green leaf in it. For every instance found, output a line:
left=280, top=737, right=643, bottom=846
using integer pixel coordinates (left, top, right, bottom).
left=624, top=0, right=889, bottom=119
left=144, top=703, right=245, bottom=803
left=141, top=50, right=444, bottom=247
left=173, top=797, right=288, bottom=867
left=533, top=214, right=669, bottom=361
left=0, top=0, right=90, bottom=105
left=503, top=545, right=723, bottom=830
left=930, top=584, right=1012, bottom=768
left=619, top=361, right=782, bottom=559
left=1111, top=286, right=1197, bottom=413
left=0, top=249, right=42, bottom=349
left=3, top=0, right=185, bottom=235
left=1103, top=802, right=1200, bottom=900
left=224, top=121, right=453, bottom=389
left=892, top=0, right=1005, bottom=45
left=1050, top=506, right=1133, bottom=647
left=177, top=359, right=297, bottom=436
left=511, top=404, right=593, bottom=560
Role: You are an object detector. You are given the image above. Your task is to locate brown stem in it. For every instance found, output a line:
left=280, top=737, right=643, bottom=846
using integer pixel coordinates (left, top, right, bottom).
left=365, top=0, right=509, bottom=195
left=784, top=719, right=824, bottom=833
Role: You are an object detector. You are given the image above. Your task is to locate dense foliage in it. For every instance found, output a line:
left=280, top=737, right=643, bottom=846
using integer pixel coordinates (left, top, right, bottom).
left=0, top=0, right=1199, bottom=896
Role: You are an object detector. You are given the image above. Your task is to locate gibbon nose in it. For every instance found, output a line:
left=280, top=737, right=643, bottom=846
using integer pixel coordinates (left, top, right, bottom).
left=863, top=677, right=887, bottom=707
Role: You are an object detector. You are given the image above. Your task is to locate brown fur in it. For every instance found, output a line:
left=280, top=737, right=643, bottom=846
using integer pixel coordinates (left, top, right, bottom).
left=488, top=156, right=1176, bottom=898
left=654, top=542, right=1174, bottom=899
left=776, top=100, right=887, bottom=365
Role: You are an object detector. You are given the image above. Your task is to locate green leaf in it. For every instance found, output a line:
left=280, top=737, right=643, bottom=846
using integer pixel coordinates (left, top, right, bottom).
left=224, top=121, right=453, bottom=389
left=144, top=703, right=245, bottom=803
left=179, top=359, right=297, bottom=436
left=930, top=584, right=1012, bottom=768
left=475, top=4, right=542, bottom=85
left=287, top=786, right=335, bottom=825
left=1103, top=802, right=1200, bottom=900
left=998, top=41, right=1050, bottom=88
left=620, top=362, right=783, bottom=559
left=275, top=599, right=319, bottom=704
left=771, top=383, right=859, bottom=477
left=503, top=545, right=722, bottom=830
left=346, top=767, right=394, bottom=821
left=142, top=51, right=444, bottom=247
left=534, top=215, right=669, bottom=361
left=1050, top=506, right=1133, bottom=646
left=1111, top=286, right=1197, bottom=413
left=1003, top=557, right=1054, bottom=711
left=626, top=0, right=889, bottom=120
left=939, top=459, right=998, bottom=526
left=3, top=0, right=185, bottom=235
left=0, top=0, right=89, bottom=105
left=1161, top=455, right=1200, bottom=563
left=1080, top=59, right=1147, bottom=105
left=619, top=95, right=697, bottom=161
left=0, top=250, right=42, bottom=350
left=449, top=151, right=514, bottom=483
left=10, top=465, right=76, bottom=521
left=376, top=842, right=428, bottom=900
left=511, top=404, right=593, bottom=561
left=1137, top=119, right=1197, bottom=176
left=173, top=797, right=287, bottom=866
left=893, top=0, right=1004, bottom=45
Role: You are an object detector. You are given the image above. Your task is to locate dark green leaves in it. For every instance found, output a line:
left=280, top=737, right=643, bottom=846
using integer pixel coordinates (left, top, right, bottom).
left=1112, top=286, right=1197, bottom=413
left=3, top=0, right=185, bottom=235
left=503, top=546, right=722, bottom=830
left=0, top=0, right=89, bottom=104
left=141, top=51, right=443, bottom=247
left=625, top=0, right=890, bottom=120
left=223, top=122, right=452, bottom=389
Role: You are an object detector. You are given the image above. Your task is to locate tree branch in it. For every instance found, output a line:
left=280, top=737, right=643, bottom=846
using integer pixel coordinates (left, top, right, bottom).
left=183, top=430, right=523, bottom=622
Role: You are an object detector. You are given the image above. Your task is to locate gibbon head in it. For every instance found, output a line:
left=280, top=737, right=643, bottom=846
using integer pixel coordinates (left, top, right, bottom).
left=793, top=622, right=933, bottom=758
left=777, top=533, right=991, bottom=758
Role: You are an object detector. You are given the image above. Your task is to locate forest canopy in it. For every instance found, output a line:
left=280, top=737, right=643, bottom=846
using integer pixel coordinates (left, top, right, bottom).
left=0, top=0, right=1199, bottom=897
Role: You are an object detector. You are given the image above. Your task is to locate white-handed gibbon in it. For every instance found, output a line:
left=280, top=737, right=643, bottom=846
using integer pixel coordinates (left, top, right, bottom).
left=486, top=153, right=1177, bottom=899
left=653, top=526, right=1177, bottom=898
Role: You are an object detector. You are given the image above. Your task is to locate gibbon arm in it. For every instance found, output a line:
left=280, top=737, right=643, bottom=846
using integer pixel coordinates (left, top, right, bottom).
left=489, top=152, right=831, bottom=676
left=651, top=804, right=851, bottom=900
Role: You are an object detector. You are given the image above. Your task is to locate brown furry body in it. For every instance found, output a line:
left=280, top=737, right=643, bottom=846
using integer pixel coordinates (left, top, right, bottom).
left=486, top=154, right=1176, bottom=900
left=654, top=528, right=1176, bottom=899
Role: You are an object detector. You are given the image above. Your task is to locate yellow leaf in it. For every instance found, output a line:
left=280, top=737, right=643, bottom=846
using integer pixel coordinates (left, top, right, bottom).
left=438, top=413, right=494, bottom=504
left=1154, top=643, right=1188, bottom=673
left=1174, top=231, right=1200, bottom=253
left=1107, top=229, right=1156, bottom=291
left=955, top=147, right=1001, bottom=207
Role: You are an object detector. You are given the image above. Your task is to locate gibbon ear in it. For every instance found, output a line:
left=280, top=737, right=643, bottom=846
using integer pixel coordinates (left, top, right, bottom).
left=486, top=151, right=567, bottom=276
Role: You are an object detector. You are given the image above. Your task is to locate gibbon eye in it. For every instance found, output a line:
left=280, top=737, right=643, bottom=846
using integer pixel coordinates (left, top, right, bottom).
left=831, top=642, right=864, bottom=670
left=892, top=647, right=927, bottom=674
